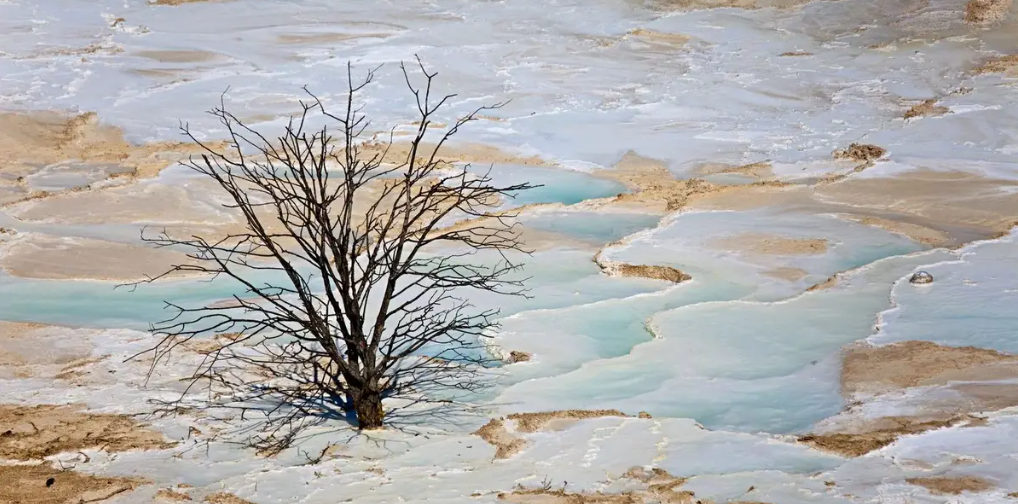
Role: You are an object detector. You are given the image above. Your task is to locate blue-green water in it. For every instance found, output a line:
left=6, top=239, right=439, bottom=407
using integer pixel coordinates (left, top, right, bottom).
left=0, top=273, right=257, bottom=329
left=517, top=211, right=661, bottom=244
left=479, top=164, right=628, bottom=207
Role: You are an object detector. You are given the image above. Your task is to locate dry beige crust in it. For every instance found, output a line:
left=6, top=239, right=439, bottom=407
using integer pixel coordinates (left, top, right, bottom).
left=593, top=151, right=789, bottom=213
left=474, top=410, right=631, bottom=459
left=0, top=111, right=219, bottom=206
left=206, top=492, right=258, bottom=504
left=498, top=466, right=695, bottom=504
left=0, top=321, right=96, bottom=379
left=906, top=476, right=994, bottom=495
left=1, top=136, right=561, bottom=282
left=151, top=0, right=235, bottom=5
left=474, top=418, right=528, bottom=459
left=0, top=404, right=172, bottom=460
left=688, top=169, right=1018, bottom=247
left=801, top=341, right=1018, bottom=458
left=641, top=0, right=813, bottom=12
left=134, top=49, right=221, bottom=63
left=814, top=170, right=1018, bottom=239
left=0, top=397, right=175, bottom=504
left=613, top=264, right=691, bottom=283
left=0, top=464, right=141, bottom=504
left=762, top=267, right=808, bottom=282
left=833, top=144, right=885, bottom=162
left=903, top=99, right=950, bottom=120
left=21, top=120, right=1016, bottom=284
left=708, top=233, right=828, bottom=256
left=798, top=415, right=983, bottom=458
left=965, top=0, right=1013, bottom=23
left=9, top=178, right=233, bottom=225
left=694, top=160, right=773, bottom=179
left=277, top=33, right=393, bottom=45
left=806, top=273, right=840, bottom=292
left=156, top=488, right=195, bottom=501
left=835, top=214, right=949, bottom=246
left=358, top=139, right=551, bottom=169
left=1, top=234, right=201, bottom=281
left=626, top=28, right=691, bottom=47
left=974, top=54, right=1018, bottom=77
left=842, top=340, right=1018, bottom=395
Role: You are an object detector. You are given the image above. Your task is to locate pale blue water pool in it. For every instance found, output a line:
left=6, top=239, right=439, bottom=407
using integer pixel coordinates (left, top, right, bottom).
left=479, top=164, right=629, bottom=207
left=516, top=210, right=661, bottom=244
left=873, top=232, right=1018, bottom=353
left=497, top=250, right=956, bottom=434
left=0, top=273, right=262, bottom=330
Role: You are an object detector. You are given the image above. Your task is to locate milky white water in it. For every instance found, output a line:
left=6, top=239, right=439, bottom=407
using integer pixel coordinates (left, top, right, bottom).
left=2, top=0, right=1018, bottom=502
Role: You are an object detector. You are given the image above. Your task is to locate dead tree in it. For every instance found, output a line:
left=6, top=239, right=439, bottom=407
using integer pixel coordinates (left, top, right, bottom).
left=127, top=58, right=535, bottom=451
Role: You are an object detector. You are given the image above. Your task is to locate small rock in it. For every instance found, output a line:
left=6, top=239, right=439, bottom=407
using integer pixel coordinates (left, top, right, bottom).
left=46, top=477, right=55, bottom=488
left=909, top=271, right=934, bottom=284
left=833, top=143, right=886, bottom=162
left=638, top=411, right=652, bottom=419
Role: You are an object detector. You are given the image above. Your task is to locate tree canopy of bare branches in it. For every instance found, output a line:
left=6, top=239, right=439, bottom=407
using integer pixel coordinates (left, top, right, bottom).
left=128, top=58, right=536, bottom=452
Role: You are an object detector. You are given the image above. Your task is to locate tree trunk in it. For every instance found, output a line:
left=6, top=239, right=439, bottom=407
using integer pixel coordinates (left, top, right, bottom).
left=354, top=389, right=384, bottom=430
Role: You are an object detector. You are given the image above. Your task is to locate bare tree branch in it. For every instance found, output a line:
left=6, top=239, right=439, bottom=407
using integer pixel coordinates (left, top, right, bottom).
left=125, top=58, right=536, bottom=454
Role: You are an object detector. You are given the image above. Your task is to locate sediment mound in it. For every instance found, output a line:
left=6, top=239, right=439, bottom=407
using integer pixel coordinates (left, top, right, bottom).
left=156, top=488, right=194, bottom=501
left=833, top=143, right=885, bottom=162
left=965, top=0, right=1013, bottom=23
left=798, top=415, right=977, bottom=457
left=206, top=492, right=258, bottom=504
left=903, top=99, right=950, bottom=120
left=615, top=264, right=692, bottom=283
left=593, top=245, right=691, bottom=284
left=507, top=351, right=532, bottom=363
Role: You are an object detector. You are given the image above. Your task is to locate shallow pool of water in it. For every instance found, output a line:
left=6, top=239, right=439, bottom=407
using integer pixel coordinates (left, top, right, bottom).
left=498, top=250, right=955, bottom=433
left=516, top=210, right=661, bottom=244
left=483, top=164, right=629, bottom=207
left=873, top=230, right=1018, bottom=353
